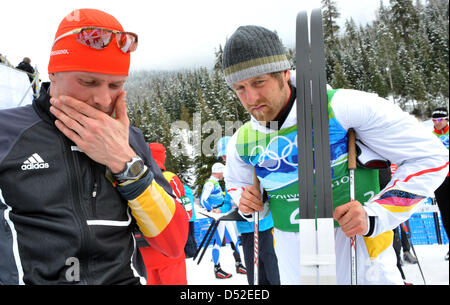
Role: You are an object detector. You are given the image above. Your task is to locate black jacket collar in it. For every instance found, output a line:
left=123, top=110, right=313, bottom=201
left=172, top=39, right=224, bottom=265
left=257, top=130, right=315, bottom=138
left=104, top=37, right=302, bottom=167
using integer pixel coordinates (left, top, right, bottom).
left=265, top=84, right=296, bottom=130
left=33, top=82, right=56, bottom=124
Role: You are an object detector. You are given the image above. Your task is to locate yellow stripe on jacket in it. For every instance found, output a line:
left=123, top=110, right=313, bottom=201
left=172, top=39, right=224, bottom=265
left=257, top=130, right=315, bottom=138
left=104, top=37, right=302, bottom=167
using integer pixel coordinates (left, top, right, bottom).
left=363, top=230, right=394, bottom=260
left=128, top=180, right=176, bottom=238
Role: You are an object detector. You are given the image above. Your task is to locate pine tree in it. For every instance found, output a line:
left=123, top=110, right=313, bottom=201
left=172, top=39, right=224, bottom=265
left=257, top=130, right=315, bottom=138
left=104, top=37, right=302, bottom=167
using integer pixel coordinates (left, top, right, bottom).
left=390, top=0, right=420, bottom=53
left=330, top=60, right=350, bottom=89
left=322, top=0, right=341, bottom=83
left=123, top=0, right=449, bottom=193
left=322, top=0, right=341, bottom=43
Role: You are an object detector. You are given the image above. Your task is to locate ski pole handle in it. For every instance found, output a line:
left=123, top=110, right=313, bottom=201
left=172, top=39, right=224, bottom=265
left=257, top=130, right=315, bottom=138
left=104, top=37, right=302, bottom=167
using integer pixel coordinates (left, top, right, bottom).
left=348, top=128, right=357, bottom=172
left=348, top=128, right=357, bottom=202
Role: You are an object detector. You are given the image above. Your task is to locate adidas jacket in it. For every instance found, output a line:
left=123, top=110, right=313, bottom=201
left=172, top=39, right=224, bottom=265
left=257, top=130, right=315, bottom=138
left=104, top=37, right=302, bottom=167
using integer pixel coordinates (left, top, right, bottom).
left=0, top=84, right=188, bottom=284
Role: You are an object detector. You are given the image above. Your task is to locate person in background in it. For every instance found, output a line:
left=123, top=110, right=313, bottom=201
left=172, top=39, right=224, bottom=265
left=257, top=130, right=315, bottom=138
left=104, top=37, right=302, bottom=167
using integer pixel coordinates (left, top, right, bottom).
left=16, top=57, right=35, bottom=83
left=183, top=184, right=198, bottom=258
left=431, top=107, right=449, bottom=261
left=218, top=136, right=280, bottom=285
left=138, top=143, right=191, bottom=285
left=200, top=162, right=247, bottom=279
left=16, top=57, right=36, bottom=94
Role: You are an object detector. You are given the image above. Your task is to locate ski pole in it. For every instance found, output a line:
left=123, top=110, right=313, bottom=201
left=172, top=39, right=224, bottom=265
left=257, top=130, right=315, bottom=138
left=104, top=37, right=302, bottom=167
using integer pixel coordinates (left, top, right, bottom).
left=401, top=222, right=427, bottom=285
left=348, top=128, right=358, bottom=285
left=197, top=220, right=220, bottom=265
left=431, top=197, right=443, bottom=244
left=253, top=170, right=260, bottom=285
left=193, top=218, right=217, bottom=261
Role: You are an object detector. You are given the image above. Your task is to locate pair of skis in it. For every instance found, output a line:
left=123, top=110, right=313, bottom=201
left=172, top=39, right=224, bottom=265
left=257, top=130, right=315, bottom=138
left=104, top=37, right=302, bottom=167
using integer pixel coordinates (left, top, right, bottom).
left=296, top=8, right=336, bottom=285
left=297, top=9, right=358, bottom=285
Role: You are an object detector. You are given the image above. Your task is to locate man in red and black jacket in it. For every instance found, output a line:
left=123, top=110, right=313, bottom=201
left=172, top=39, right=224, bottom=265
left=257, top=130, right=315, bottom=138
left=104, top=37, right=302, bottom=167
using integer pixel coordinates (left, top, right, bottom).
left=0, top=8, right=188, bottom=284
left=137, top=143, right=192, bottom=285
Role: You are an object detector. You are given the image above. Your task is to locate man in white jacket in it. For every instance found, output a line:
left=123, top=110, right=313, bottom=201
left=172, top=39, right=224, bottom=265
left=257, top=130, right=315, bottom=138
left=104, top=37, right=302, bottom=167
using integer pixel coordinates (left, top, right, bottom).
left=221, top=25, right=449, bottom=284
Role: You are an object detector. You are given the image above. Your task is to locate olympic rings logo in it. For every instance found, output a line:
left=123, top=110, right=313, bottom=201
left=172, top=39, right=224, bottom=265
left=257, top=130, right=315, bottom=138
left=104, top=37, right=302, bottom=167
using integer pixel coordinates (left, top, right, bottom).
left=250, top=134, right=298, bottom=172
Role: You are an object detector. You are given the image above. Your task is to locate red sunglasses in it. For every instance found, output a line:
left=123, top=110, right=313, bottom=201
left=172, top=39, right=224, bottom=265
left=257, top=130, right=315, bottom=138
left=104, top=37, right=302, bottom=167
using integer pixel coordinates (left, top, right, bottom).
left=52, top=27, right=138, bottom=53
left=432, top=118, right=448, bottom=123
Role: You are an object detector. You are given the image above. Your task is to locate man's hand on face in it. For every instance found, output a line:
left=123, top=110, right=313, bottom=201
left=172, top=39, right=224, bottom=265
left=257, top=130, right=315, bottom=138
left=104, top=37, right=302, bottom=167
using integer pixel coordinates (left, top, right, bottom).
left=50, top=91, right=136, bottom=173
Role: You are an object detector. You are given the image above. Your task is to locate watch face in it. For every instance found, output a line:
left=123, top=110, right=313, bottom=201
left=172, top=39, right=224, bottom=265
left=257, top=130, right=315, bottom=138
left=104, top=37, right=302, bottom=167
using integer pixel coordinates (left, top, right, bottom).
left=129, top=160, right=144, bottom=177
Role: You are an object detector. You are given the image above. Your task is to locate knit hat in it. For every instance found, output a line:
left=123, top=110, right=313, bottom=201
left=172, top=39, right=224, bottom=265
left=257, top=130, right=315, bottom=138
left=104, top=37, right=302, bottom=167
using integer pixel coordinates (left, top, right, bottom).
left=48, top=8, right=131, bottom=76
left=222, top=25, right=291, bottom=86
left=432, top=107, right=448, bottom=118
left=149, top=143, right=166, bottom=171
left=211, top=163, right=225, bottom=174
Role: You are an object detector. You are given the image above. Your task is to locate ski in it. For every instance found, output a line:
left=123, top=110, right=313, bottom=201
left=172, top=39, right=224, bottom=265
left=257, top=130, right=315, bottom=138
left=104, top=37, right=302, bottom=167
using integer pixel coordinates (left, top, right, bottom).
left=401, top=222, right=427, bottom=285
left=431, top=198, right=443, bottom=244
left=194, top=208, right=246, bottom=265
left=297, top=8, right=337, bottom=284
left=194, top=219, right=219, bottom=264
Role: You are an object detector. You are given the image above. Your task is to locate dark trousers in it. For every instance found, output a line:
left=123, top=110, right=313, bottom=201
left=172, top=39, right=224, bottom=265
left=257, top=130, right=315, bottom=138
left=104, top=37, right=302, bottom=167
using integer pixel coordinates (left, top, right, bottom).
left=240, top=229, right=280, bottom=285
left=435, top=176, right=449, bottom=237
left=393, top=223, right=411, bottom=254
left=184, top=222, right=198, bottom=258
left=393, top=223, right=411, bottom=280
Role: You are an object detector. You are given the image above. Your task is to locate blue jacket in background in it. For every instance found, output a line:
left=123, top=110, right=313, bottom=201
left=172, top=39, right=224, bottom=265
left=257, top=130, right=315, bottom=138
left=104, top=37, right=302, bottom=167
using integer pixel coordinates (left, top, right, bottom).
left=184, top=184, right=196, bottom=222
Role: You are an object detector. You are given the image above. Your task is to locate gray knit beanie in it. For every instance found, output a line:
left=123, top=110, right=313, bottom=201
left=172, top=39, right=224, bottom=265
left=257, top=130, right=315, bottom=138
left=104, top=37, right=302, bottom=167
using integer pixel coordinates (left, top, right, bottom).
left=222, top=25, right=291, bottom=87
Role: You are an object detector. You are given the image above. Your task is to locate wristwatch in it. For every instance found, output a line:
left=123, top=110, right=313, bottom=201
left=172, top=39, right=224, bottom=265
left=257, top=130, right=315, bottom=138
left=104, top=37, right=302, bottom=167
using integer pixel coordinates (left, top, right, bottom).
left=113, top=156, right=146, bottom=183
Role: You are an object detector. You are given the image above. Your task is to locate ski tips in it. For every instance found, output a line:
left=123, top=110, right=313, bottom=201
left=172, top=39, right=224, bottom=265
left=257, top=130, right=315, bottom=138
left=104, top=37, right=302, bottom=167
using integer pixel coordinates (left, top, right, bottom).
left=296, top=11, right=307, bottom=21
left=311, top=8, right=322, bottom=19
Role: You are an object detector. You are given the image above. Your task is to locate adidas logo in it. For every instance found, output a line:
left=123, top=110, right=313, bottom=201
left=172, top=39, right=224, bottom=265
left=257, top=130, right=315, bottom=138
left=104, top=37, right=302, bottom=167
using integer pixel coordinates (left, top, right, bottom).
left=21, top=153, right=49, bottom=171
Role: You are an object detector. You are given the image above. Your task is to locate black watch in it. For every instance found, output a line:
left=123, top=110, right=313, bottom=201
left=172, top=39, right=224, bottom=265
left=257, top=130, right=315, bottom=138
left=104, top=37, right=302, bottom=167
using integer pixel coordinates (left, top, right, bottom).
left=113, top=156, right=146, bottom=182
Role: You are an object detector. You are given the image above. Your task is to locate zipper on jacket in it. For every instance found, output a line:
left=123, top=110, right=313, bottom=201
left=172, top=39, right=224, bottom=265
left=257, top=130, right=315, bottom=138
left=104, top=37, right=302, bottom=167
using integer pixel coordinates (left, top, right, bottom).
left=90, top=162, right=102, bottom=219
left=91, top=182, right=98, bottom=218
left=92, top=183, right=98, bottom=198
left=62, top=138, right=94, bottom=285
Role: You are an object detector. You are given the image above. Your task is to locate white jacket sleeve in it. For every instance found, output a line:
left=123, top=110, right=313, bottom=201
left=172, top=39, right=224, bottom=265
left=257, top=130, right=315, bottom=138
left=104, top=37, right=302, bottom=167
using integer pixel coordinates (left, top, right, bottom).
left=200, top=181, right=215, bottom=210
left=331, top=89, right=449, bottom=237
left=224, top=132, right=269, bottom=221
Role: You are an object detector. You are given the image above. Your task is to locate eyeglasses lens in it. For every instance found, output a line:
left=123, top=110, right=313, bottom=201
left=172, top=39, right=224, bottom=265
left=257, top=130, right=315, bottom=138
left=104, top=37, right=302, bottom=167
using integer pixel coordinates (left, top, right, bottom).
left=116, top=33, right=137, bottom=53
left=77, top=29, right=113, bottom=49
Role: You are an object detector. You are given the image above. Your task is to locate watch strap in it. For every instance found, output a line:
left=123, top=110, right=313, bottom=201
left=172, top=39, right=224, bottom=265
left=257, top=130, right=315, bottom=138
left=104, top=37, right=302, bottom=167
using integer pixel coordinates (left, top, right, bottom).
left=113, top=156, right=145, bottom=182
left=117, top=165, right=148, bottom=186
left=116, top=167, right=154, bottom=200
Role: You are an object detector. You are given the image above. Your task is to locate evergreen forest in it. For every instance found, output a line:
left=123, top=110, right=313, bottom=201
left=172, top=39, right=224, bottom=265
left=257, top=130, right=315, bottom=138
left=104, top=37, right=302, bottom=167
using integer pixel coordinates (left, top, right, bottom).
left=124, top=0, right=449, bottom=195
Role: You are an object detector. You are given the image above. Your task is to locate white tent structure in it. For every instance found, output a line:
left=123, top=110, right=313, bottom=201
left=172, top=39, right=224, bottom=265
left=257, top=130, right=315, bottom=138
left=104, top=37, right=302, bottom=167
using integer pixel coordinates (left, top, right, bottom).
left=0, top=63, right=35, bottom=110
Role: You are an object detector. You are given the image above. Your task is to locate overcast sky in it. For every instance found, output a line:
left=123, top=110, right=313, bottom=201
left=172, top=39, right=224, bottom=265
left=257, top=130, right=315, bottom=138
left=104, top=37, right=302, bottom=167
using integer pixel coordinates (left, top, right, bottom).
left=1, top=0, right=388, bottom=82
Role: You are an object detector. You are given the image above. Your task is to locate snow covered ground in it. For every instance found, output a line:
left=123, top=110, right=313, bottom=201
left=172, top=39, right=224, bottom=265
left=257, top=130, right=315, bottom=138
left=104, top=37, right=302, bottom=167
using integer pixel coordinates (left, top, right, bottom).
left=186, top=243, right=249, bottom=285
left=401, top=244, right=449, bottom=285
left=186, top=243, right=449, bottom=285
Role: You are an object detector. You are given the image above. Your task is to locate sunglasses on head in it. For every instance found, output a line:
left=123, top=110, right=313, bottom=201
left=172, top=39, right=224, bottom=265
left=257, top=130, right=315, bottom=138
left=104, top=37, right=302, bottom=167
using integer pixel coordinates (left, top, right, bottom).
left=52, top=27, right=138, bottom=53
left=432, top=118, right=448, bottom=123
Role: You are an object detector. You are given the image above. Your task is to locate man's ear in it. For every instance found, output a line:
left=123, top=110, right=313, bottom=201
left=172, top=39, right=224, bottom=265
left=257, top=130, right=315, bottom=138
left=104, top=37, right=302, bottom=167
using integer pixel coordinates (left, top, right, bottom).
left=283, top=69, right=290, bottom=81
left=48, top=73, right=58, bottom=97
left=49, top=73, right=56, bottom=83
